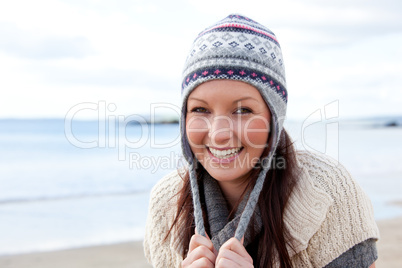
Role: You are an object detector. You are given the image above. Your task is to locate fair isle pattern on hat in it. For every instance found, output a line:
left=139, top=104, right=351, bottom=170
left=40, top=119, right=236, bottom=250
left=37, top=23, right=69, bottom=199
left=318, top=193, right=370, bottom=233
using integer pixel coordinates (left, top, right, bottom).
left=182, top=67, right=287, bottom=101
left=179, top=14, right=288, bottom=244
left=181, top=14, right=288, bottom=165
left=182, top=15, right=287, bottom=102
left=182, top=14, right=286, bottom=95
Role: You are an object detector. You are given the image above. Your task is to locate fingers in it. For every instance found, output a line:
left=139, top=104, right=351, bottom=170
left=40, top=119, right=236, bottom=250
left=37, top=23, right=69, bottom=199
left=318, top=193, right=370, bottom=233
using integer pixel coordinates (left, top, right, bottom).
left=222, top=237, right=252, bottom=261
left=216, top=248, right=242, bottom=267
left=182, top=234, right=216, bottom=268
left=204, top=232, right=218, bottom=256
left=195, top=228, right=212, bottom=242
left=183, top=246, right=216, bottom=267
left=188, top=234, right=215, bottom=253
left=183, top=234, right=253, bottom=268
left=186, top=257, right=215, bottom=268
left=215, top=238, right=253, bottom=268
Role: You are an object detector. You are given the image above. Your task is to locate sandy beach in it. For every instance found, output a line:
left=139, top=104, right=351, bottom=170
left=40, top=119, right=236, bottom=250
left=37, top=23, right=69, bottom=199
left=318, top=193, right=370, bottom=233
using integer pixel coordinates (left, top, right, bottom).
left=0, top=217, right=401, bottom=268
left=0, top=241, right=152, bottom=268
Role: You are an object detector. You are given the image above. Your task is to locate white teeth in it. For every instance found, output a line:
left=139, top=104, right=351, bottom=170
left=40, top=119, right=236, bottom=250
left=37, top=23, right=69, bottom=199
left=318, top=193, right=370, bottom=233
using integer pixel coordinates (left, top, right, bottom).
left=209, top=147, right=241, bottom=159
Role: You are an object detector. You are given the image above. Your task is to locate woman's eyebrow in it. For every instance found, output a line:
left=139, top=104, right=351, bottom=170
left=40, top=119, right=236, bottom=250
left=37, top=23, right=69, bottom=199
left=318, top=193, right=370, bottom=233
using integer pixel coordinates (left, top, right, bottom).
left=188, top=97, right=208, bottom=104
left=188, top=96, right=259, bottom=104
left=232, top=97, right=259, bottom=104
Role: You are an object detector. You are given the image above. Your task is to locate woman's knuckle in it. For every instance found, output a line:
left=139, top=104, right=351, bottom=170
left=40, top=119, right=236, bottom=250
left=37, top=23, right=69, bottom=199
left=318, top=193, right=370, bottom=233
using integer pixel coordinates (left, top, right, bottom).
left=190, top=235, right=199, bottom=243
left=216, top=257, right=229, bottom=268
left=201, top=246, right=209, bottom=253
left=193, top=245, right=204, bottom=254
left=200, top=257, right=210, bottom=265
left=192, top=257, right=212, bottom=268
left=218, top=248, right=228, bottom=255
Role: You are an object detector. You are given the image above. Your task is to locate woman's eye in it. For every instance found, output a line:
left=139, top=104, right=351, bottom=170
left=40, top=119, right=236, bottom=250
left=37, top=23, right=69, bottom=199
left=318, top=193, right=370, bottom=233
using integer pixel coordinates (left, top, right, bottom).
left=191, top=107, right=208, bottom=113
left=234, top=107, right=252, bottom=114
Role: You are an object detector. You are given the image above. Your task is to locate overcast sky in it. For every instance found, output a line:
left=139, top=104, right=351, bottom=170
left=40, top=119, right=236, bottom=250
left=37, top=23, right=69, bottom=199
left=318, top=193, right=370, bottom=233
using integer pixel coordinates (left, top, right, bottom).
left=0, top=0, right=401, bottom=120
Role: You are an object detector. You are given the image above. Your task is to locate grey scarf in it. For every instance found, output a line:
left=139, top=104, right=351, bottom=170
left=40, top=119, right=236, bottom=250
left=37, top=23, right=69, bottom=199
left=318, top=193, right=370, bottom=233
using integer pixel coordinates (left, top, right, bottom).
left=202, top=173, right=263, bottom=251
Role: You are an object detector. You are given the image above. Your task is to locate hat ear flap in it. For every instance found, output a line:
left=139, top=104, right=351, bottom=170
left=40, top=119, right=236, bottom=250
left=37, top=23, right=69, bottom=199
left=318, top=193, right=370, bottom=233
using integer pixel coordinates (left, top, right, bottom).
left=189, top=163, right=206, bottom=237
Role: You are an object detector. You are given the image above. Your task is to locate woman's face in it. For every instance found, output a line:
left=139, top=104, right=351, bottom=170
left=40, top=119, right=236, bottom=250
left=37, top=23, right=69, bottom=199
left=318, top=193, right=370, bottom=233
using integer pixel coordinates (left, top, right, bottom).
left=186, top=80, right=271, bottom=184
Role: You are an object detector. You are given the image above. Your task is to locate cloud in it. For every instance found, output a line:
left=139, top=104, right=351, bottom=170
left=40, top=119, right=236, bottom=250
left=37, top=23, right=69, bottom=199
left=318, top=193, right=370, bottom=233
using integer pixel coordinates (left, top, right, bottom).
left=0, top=22, right=93, bottom=60
left=0, top=0, right=401, bottom=119
left=38, top=66, right=179, bottom=90
left=187, top=0, right=402, bottom=48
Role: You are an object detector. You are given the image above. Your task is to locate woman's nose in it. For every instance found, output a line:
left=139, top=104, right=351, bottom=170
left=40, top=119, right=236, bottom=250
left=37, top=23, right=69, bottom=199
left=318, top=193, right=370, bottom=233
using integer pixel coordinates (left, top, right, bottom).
left=209, top=115, right=233, bottom=146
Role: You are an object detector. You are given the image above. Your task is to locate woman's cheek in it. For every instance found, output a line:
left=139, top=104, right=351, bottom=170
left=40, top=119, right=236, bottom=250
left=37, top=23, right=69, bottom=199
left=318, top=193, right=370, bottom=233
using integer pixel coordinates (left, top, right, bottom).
left=186, top=116, right=209, bottom=147
left=242, top=117, right=270, bottom=148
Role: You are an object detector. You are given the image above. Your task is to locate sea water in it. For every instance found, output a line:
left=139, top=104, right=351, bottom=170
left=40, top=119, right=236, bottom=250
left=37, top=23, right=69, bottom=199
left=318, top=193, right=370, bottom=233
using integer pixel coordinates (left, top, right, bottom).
left=0, top=119, right=401, bottom=255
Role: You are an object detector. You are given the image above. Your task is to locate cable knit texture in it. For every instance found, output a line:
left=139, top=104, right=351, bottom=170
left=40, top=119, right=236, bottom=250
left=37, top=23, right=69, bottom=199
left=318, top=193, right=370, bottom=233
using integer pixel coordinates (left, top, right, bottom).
left=143, top=151, right=380, bottom=268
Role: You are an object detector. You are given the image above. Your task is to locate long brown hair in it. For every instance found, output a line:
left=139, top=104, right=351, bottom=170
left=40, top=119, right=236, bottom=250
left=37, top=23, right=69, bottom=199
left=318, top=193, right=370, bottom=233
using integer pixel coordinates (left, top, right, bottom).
left=166, top=129, right=298, bottom=268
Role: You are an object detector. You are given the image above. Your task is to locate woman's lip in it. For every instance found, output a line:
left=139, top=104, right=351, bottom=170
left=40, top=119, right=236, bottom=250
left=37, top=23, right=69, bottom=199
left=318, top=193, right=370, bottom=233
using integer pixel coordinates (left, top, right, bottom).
left=207, top=147, right=243, bottom=163
left=206, top=146, right=242, bottom=150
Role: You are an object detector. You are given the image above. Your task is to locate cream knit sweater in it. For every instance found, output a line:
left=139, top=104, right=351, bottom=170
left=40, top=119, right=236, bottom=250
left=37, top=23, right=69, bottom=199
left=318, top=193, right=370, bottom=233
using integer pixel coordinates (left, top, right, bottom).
left=143, top=151, right=380, bottom=267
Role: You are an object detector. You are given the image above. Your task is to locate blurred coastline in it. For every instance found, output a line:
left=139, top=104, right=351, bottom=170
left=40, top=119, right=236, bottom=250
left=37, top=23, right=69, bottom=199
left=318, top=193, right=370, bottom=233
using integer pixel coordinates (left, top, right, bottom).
left=0, top=116, right=401, bottom=259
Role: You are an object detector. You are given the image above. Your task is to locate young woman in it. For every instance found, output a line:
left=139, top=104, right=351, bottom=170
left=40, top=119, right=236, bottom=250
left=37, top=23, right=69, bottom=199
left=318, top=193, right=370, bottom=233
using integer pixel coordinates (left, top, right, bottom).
left=144, top=14, right=379, bottom=268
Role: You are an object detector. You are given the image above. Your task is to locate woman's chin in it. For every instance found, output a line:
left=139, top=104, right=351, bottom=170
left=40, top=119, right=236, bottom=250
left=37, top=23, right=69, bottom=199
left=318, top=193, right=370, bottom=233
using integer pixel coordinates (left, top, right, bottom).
left=204, top=167, right=249, bottom=184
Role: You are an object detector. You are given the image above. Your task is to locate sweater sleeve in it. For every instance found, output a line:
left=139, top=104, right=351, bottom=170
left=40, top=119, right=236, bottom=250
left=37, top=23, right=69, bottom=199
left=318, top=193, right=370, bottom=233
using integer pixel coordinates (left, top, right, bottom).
left=324, top=238, right=378, bottom=268
left=143, top=171, right=184, bottom=268
left=297, top=151, right=380, bottom=267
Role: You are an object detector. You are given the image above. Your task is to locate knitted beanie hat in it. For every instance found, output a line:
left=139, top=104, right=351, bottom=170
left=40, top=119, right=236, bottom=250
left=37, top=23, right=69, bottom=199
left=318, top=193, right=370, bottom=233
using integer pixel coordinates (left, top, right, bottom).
left=180, top=14, right=288, bottom=241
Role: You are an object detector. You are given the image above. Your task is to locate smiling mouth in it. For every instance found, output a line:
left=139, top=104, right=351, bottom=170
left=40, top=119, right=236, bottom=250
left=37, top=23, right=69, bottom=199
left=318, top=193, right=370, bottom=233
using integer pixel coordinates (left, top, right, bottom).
left=207, top=146, right=243, bottom=159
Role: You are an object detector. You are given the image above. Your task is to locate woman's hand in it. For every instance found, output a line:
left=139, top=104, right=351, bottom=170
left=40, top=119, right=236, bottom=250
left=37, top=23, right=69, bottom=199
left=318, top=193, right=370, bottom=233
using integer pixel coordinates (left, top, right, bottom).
left=182, top=233, right=216, bottom=268
left=215, top=237, right=253, bottom=268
